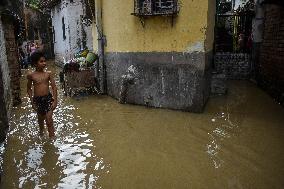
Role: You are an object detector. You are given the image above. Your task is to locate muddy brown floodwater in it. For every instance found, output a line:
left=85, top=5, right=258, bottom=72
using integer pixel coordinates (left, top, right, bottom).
left=1, top=62, right=284, bottom=189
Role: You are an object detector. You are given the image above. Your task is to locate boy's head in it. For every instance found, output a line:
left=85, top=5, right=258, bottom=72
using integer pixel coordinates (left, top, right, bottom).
left=30, top=51, right=46, bottom=67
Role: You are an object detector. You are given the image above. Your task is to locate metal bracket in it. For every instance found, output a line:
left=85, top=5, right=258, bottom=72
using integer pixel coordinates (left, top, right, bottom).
left=139, top=17, right=146, bottom=28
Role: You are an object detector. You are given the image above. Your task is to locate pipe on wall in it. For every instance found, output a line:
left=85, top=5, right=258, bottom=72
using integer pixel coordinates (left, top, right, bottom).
left=94, top=0, right=106, bottom=94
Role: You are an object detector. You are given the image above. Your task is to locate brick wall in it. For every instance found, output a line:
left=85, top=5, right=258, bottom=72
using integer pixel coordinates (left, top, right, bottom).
left=258, top=4, right=284, bottom=104
left=1, top=16, right=21, bottom=106
left=214, top=52, right=251, bottom=80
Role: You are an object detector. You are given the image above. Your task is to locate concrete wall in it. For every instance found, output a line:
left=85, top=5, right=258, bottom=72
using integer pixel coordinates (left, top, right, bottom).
left=93, top=0, right=215, bottom=112
left=258, top=4, right=284, bottom=105
left=0, top=16, right=12, bottom=143
left=99, top=0, right=214, bottom=53
left=51, top=0, right=93, bottom=64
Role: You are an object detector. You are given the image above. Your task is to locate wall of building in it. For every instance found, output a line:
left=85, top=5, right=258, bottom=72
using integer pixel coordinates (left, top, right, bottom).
left=258, top=4, right=284, bottom=105
left=214, top=53, right=251, bottom=79
left=0, top=16, right=12, bottom=143
left=51, top=0, right=93, bottom=64
left=23, top=7, right=54, bottom=59
left=1, top=16, right=21, bottom=106
left=93, top=0, right=215, bottom=112
left=100, top=0, right=213, bottom=53
left=251, top=0, right=265, bottom=79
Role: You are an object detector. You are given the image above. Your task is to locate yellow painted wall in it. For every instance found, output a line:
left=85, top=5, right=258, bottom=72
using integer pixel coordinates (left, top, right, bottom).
left=92, top=0, right=215, bottom=53
left=92, top=23, right=98, bottom=51
left=204, top=0, right=216, bottom=52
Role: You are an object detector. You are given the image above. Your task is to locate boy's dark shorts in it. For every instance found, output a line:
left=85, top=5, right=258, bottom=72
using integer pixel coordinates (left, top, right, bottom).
left=33, top=93, right=54, bottom=114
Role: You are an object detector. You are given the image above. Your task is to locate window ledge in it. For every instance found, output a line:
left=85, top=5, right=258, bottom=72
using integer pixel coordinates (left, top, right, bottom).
left=131, top=11, right=178, bottom=17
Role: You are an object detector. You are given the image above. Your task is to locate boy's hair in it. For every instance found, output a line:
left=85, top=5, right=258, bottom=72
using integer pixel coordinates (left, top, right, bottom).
left=30, top=51, right=45, bottom=66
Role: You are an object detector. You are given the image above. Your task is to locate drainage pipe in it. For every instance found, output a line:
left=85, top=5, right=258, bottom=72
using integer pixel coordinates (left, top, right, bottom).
left=94, top=0, right=106, bottom=94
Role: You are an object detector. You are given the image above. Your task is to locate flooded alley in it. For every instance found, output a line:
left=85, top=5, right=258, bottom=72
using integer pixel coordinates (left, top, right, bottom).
left=1, top=0, right=284, bottom=188
left=0, top=63, right=283, bottom=189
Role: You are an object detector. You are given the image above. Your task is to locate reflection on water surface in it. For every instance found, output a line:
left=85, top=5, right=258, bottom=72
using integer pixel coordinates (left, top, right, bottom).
left=1, top=65, right=284, bottom=189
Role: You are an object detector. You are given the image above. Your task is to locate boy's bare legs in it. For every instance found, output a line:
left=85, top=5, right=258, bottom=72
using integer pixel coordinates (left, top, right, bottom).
left=46, top=110, right=55, bottom=138
left=37, top=113, right=45, bottom=136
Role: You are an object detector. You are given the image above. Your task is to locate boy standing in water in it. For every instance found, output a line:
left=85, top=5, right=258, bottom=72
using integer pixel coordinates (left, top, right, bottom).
left=27, top=51, right=57, bottom=138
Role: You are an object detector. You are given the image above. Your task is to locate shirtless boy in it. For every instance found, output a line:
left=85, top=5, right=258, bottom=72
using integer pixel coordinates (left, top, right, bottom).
left=27, top=51, right=57, bottom=138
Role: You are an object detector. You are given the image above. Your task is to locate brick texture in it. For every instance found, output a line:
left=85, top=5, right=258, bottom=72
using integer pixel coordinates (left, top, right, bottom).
left=214, top=53, right=251, bottom=80
left=1, top=16, right=21, bottom=106
left=258, top=4, right=284, bottom=104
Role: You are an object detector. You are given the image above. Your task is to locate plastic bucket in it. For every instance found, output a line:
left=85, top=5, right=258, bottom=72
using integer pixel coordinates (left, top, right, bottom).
left=86, top=52, right=98, bottom=63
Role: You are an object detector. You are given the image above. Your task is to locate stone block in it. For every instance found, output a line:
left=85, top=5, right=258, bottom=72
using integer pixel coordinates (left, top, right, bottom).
left=211, top=73, right=227, bottom=95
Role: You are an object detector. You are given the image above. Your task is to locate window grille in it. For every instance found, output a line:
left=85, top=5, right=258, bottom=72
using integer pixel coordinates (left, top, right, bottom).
left=133, top=0, right=179, bottom=16
left=62, top=17, right=66, bottom=40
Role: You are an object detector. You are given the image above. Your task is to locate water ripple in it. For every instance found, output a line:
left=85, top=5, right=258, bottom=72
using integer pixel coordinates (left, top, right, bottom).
left=3, top=72, right=110, bottom=189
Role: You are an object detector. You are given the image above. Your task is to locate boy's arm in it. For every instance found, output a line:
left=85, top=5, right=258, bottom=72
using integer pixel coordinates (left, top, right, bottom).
left=27, top=73, right=36, bottom=110
left=27, top=73, right=33, bottom=101
left=49, top=72, right=58, bottom=109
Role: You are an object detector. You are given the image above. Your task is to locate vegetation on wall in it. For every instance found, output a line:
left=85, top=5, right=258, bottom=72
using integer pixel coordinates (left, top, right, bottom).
left=26, top=0, right=40, bottom=9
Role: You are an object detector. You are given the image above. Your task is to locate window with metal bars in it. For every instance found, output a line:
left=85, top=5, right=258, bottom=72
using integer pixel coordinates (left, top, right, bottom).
left=62, top=17, right=66, bottom=40
left=133, top=0, right=179, bottom=16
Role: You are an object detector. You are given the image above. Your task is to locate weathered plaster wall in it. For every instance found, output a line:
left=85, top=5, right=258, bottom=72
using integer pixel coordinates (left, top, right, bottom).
left=92, top=0, right=215, bottom=112
left=93, top=0, right=215, bottom=52
left=99, top=0, right=212, bottom=53
left=91, top=22, right=98, bottom=52
left=205, top=0, right=216, bottom=53
left=105, top=52, right=212, bottom=112
left=51, top=0, right=93, bottom=64
left=0, top=16, right=12, bottom=143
